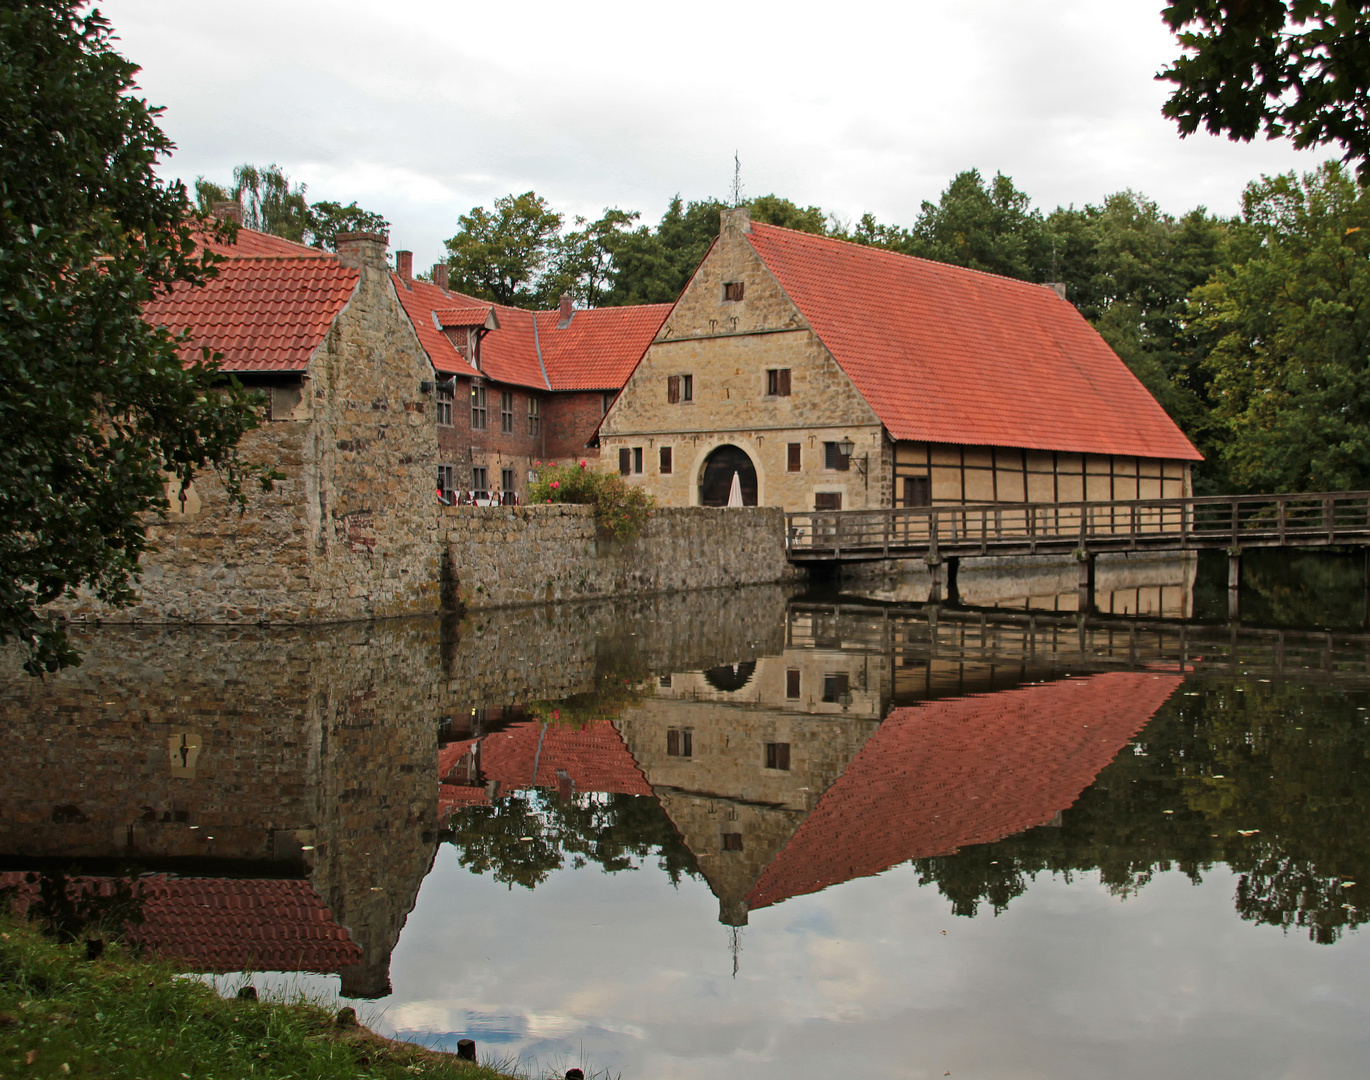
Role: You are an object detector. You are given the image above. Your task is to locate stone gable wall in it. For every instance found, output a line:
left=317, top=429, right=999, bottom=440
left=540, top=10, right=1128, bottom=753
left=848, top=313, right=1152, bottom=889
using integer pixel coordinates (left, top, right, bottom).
left=599, top=212, right=885, bottom=512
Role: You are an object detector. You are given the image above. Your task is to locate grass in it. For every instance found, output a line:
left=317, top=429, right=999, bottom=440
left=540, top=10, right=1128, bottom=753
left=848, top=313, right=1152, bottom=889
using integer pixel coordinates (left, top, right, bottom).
left=0, top=914, right=516, bottom=1080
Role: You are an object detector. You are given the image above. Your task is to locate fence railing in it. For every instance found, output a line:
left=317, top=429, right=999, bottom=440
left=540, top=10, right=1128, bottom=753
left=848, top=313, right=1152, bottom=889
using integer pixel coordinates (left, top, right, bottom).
left=784, top=491, right=1370, bottom=559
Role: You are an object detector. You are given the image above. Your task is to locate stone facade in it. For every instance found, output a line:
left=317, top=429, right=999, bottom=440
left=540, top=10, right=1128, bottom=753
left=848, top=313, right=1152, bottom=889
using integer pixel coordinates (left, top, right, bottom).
left=53, top=238, right=441, bottom=626
left=600, top=210, right=887, bottom=512
left=439, top=504, right=798, bottom=610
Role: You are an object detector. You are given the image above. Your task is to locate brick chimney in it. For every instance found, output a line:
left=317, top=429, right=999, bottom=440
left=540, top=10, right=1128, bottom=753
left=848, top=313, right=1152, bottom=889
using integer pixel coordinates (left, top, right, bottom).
left=211, top=200, right=243, bottom=225
left=335, top=231, right=388, bottom=272
left=432, top=263, right=449, bottom=291
left=395, top=250, right=413, bottom=280
left=557, top=291, right=574, bottom=329
left=1046, top=282, right=1067, bottom=301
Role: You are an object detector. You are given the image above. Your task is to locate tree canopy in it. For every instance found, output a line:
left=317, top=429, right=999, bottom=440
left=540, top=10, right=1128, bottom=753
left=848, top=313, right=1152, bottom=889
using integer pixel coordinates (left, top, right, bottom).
left=1161, top=1, right=1370, bottom=181
left=194, top=164, right=388, bottom=251
left=0, top=2, right=263, bottom=673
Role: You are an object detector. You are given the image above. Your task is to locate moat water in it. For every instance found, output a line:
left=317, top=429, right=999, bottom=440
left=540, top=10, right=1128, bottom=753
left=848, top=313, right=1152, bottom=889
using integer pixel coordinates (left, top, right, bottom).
left=4, top=549, right=1370, bottom=1079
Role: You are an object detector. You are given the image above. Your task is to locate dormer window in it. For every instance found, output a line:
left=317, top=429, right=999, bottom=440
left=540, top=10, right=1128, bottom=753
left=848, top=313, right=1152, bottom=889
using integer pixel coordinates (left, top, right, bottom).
left=723, top=281, right=744, bottom=302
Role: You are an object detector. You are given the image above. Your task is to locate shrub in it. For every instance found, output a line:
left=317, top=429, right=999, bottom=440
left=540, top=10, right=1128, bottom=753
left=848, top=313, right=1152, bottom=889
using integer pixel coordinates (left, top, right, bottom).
left=529, top=460, right=655, bottom=540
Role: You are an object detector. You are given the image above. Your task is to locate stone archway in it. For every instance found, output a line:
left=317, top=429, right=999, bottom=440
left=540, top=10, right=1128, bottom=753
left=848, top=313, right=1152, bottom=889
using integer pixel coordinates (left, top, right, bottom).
left=699, top=444, right=758, bottom=506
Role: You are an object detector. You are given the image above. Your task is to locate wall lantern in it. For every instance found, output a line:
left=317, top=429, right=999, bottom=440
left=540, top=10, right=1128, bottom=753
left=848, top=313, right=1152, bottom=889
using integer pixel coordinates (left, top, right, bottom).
left=837, top=438, right=855, bottom=458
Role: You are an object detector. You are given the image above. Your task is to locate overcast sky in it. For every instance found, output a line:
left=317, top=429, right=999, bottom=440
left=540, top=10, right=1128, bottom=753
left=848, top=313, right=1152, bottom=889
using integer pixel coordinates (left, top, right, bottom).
left=101, top=0, right=1331, bottom=273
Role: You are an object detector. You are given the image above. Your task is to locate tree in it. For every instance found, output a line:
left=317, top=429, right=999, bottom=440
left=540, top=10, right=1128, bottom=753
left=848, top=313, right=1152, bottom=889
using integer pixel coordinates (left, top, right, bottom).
left=0, top=2, right=263, bottom=673
left=541, top=207, right=640, bottom=308
left=444, top=192, right=564, bottom=306
left=1160, top=1, right=1370, bottom=181
left=194, top=167, right=388, bottom=251
left=1194, top=161, right=1370, bottom=492
left=305, top=200, right=390, bottom=252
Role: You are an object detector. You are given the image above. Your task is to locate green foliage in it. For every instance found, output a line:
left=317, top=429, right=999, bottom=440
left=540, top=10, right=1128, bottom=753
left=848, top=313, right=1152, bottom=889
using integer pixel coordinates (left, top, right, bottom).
left=529, top=460, right=655, bottom=540
left=19, top=872, right=145, bottom=945
left=1161, top=1, right=1370, bottom=181
left=540, top=207, right=640, bottom=308
left=1194, top=161, right=1370, bottom=492
left=444, top=191, right=565, bottom=306
left=193, top=165, right=389, bottom=251
left=0, top=2, right=264, bottom=674
left=0, top=913, right=516, bottom=1078
left=447, top=787, right=700, bottom=891
left=600, top=195, right=731, bottom=305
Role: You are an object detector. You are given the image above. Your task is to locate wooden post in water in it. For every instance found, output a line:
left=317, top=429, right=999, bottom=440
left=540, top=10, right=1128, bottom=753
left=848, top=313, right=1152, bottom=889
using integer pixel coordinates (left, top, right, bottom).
left=1228, top=549, right=1242, bottom=622
left=945, top=556, right=961, bottom=606
left=927, top=557, right=944, bottom=604
left=457, top=1040, right=477, bottom=1062
left=1077, top=551, right=1096, bottom=614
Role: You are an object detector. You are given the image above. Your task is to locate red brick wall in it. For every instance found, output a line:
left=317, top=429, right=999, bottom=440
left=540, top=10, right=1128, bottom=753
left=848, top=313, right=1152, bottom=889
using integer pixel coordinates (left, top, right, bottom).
left=543, top=390, right=611, bottom=462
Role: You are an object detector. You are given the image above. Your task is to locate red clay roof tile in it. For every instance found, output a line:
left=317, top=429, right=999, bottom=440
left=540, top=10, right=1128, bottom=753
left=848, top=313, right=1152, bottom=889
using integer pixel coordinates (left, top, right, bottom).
left=745, top=671, right=1183, bottom=911
left=745, top=224, right=1202, bottom=460
left=537, top=305, right=671, bottom=391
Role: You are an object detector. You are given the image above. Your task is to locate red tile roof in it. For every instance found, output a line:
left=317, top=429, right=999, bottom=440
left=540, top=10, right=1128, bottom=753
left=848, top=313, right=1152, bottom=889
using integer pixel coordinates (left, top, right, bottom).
left=745, top=224, right=1202, bottom=460
left=480, top=720, right=653, bottom=795
left=537, top=304, right=671, bottom=391
left=389, top=275, right=666, bottom=391
left=146, top=258, right=359, bottom=372
left=434, top=305, right=497, bottom=328
left=1, top=873, right=362, bottom=974
left=201, top=227, right=331, bottom=260
left=744, top=671, right=1183, bottom=911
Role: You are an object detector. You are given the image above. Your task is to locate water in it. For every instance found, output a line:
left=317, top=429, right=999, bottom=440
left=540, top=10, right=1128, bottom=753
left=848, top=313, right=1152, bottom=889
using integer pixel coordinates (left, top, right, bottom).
left=4, top=553, right=1370, bottom=1078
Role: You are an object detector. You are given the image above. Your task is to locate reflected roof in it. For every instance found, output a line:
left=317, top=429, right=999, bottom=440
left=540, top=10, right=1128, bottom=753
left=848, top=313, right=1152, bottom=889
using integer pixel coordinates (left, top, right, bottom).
left=745, top=671, right=1183, bottom=911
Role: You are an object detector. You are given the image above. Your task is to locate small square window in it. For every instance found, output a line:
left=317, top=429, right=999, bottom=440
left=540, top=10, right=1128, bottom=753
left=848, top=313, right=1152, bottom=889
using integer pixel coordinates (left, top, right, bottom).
left=660, top=446, right=673, bottom=474
left=723, top=281, right=744, bottom=302
left=766, top=369, right=791, bottom=396
left=787, top=443, right=801, bottom=472
left=822, top=672, right=850, bottom=703
left=667, top=728, right=693, bottom=757
left=765, top=742, right=791, bottom=771
left=785, top=669, right=801, bottom=699
left=721, top=832, right=744, bottom=851
left=619, top=448, right=631, bottom=475
left=824, top=441, right=850, bottom=471
left=814, top=492, right=842, bottom=511
left=659, top=674, right=672, bottom=688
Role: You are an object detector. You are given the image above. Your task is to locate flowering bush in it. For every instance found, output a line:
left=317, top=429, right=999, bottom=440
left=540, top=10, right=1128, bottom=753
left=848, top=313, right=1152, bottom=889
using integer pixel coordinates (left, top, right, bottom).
left=528, top=460, right=655, bottom=540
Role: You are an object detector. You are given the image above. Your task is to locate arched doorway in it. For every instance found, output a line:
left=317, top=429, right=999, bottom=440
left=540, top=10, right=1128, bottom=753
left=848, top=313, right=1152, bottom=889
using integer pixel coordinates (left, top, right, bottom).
left=699, top=444, right=758, bottom=506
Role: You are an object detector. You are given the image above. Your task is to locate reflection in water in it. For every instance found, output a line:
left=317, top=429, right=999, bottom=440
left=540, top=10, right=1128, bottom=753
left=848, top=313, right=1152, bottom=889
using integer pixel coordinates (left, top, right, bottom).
left=4, top=564, right=1370, bottom=1076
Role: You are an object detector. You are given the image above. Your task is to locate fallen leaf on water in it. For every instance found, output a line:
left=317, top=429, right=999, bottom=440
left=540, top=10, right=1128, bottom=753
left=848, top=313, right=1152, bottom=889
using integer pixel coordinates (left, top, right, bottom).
left=1238, top=830, right=1260, bottom=836
left=1341, top=882, right=1357, bottom=888
left=26, top=1050, right=37, bottom=1065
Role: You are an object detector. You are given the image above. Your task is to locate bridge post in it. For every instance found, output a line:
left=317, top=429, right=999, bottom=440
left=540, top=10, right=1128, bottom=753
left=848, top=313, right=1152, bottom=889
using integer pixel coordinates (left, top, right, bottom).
left=1077, top=551, right=1096, bottom=614
left=1228, top=548, right=1242, bottom=621
left=945, top=556, right=961, bottom=606
left=927, top=557, right=944, bottom=603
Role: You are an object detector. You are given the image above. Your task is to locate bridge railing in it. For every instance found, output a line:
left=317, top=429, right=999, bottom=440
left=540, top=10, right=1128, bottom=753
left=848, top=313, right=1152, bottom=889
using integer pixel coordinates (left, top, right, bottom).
left=784, top=490, right=1370, bottom=557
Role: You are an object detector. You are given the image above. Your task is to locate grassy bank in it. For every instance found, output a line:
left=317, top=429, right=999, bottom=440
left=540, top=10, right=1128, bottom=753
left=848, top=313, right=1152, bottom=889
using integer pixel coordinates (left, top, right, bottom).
left=0, top=915, right=513, bottom=1080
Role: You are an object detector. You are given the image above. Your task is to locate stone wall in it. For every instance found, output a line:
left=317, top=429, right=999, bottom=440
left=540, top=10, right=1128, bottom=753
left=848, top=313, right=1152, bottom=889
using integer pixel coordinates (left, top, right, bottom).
left=440, top=503, right=798, bottom=609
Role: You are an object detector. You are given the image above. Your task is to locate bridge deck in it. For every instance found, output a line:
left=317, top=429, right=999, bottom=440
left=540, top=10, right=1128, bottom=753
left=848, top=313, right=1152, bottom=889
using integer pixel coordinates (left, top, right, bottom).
left=784, top=491, right=1370, bottom=562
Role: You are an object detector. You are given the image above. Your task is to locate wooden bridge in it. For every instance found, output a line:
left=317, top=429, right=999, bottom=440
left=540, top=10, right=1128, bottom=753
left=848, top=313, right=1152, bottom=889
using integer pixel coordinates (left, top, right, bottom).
left=784, top=490, right=1370, bottom=615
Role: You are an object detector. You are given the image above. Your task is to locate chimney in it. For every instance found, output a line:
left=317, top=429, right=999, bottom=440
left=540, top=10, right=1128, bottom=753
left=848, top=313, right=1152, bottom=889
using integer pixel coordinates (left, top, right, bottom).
left=396, top=250, right=413, bottom=280
left=557, top=291, right=574, bottom=329
left=211, top=200, right=242, bottom=225
left=335, top=230, right=389, bottom=272
left=432, top=263, right=449, bottom=291
left=720, top=206, right=751, bottom=236
left=1046, top=282, right=1067, bottom=301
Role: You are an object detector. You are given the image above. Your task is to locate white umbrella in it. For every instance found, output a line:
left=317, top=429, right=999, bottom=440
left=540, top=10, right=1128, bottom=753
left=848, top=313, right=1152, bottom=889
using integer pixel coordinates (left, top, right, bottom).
left=727, top=471, right=744, bottom=507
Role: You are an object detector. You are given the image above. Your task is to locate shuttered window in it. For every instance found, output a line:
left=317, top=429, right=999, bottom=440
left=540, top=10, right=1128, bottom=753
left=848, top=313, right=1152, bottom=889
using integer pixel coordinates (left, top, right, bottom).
left=660, top=446, right=673, bottom=474
left=785, top=669, right=801, bottom=698
left=766, top=369, right=791, bottom=396
left=787, top=443, right=801, bottom=472
left=619, top=448, right=631, bottom=475
left=666, top=728, right=693, bottom=757
left=723, top=281, right=744, bottom=301
left=824, top=441, right=850, bottom=470
left=667, top=375, right=680, bottom=403
left=722, top=832, right=744, bottom=851
left=814, top=492, right=842, bottom=511
left=765, top=742, right=791, bottom=770
left=821, top=672, right=850, bottom=703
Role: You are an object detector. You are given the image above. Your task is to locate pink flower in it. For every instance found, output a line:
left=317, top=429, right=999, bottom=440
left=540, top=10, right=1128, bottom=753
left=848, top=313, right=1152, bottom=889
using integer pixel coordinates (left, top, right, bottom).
left=546, top=498, right=552, bottom=503
left=579, top=459, right=587, bottom=469
left=534, top=460, right=541, bottom=466
left=552, top=709, right=560, bottom=720
left=550, top=480, right=560, bottom=489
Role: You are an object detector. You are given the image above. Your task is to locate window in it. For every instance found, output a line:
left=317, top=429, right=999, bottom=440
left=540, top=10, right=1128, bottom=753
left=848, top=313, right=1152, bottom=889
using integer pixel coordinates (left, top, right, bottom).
left=721, top=832, right=744, bottom=851
left=814, top=492, right=842, bottom=511
left=660, top=446, right=673, bottom=474
left=824, top=441, right=850, bottom=471
left=785, top=668, right=801, bottom=699
left=787, top=443, right=801, bottom=472
left=501, top=468, right=515, bottom=501
left=822, top=672, right=851, bottom=703
left=902, top=476, right=931, bottom=507
left=471, top=384, right=487, bottom=430
left=471, top=467, right=488, bottom=500
left=437, top=465, right=455, bottom=504
left=269, top=383, right=303, bottom=420
left=765, top=742, right=791, bottom=770
left=766, top=369, right=791, bottom=397
left=659, top=674, right=672, bottom=688
left=723, top=281, right=745, bottom=302
left=633, top=447, right=643, bottom=474
left=619, top=448, right=631, bottom=475
left=500, top=391, right=514, bottom=433
left=527, top=396, right=541, bottom=436
left=666, top=728, right=693, bottom=757
left=682, top=374, right=693, bottom=401
left=436, top=383, right=454, bottom=426
left=667, top=375, right=680, bottom=403
left=602, top=392, right=615, bottom=415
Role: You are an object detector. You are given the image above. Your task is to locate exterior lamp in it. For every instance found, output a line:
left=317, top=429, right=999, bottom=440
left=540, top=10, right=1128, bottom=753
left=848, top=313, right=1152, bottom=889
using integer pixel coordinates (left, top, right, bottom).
left=836, top=689, right=854, bottom=707
left=836, top=438, right=868, bottom=491
left=837, top=438, right=855, bottom=458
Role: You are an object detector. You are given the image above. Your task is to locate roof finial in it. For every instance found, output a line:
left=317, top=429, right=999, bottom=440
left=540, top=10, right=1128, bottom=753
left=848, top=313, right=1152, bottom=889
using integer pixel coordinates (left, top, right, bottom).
left=730, top=150, right=744, bottom=209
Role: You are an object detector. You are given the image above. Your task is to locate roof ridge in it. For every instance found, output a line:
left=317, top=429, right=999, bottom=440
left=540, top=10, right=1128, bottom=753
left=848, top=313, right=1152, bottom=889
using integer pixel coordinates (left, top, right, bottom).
left=747, top=220, right=1064, bottom=293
